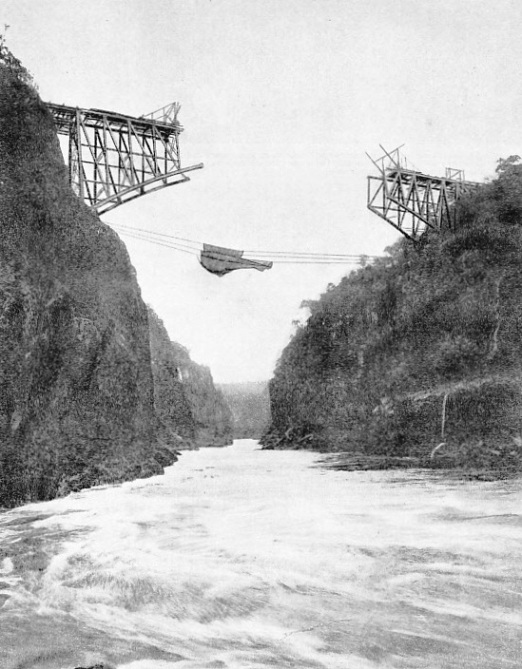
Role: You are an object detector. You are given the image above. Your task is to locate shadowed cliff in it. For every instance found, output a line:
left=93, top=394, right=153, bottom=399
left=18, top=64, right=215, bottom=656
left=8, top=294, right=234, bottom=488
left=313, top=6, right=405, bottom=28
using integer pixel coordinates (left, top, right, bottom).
left=0, top=55, right=180, bottom=506
left=263, top=159, right=522, bottom=475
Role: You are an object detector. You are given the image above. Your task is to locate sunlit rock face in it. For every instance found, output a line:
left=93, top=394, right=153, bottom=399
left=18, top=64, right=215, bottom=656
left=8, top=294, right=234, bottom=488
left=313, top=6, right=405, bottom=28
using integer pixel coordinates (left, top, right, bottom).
left=147, top=307, right=234, bottom=449
left=147, top=308, right=196, bottom=447
left=0, top=61, right=177, bottom=507
left=181, top=362, right=233, bottom=448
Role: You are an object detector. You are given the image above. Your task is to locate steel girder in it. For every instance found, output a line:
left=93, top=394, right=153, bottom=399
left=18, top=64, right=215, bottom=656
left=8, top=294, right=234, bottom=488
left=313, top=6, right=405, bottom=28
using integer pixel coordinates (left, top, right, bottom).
left=366, top=147, right=480, bottom=241
left=47, top=102, right=203, bottom=214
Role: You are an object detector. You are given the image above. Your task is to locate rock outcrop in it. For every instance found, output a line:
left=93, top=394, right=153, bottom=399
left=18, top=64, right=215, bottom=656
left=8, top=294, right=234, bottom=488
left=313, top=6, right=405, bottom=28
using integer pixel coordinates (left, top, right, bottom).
left=0, top=56, right=178, bottom=507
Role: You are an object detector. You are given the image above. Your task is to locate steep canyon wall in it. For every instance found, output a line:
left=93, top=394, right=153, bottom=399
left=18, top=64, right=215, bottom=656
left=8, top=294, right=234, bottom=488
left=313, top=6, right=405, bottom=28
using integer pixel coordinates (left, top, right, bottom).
left=263, top=163, right=522, bottom=473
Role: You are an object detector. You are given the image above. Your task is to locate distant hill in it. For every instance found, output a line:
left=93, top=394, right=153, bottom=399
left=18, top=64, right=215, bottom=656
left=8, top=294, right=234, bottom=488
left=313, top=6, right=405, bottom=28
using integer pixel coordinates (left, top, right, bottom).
left=218, top=381, right=271, bottom=439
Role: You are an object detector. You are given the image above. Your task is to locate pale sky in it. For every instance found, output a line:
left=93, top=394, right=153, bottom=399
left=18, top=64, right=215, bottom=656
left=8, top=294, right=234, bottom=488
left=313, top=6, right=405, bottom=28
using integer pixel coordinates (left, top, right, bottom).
left=3, top=0, right=521, bottom=382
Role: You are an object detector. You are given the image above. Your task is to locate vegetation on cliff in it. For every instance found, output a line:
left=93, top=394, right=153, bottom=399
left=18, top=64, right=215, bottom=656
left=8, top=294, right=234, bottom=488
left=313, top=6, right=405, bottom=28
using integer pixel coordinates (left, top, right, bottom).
left=262, top=159, right=522, bottom=474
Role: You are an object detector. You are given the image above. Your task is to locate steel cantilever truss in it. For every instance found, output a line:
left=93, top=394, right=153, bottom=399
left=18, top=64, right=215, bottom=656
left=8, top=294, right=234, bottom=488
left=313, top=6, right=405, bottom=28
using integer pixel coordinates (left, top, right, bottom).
left=47, top=102, right=203, bottom=214
left=367, top=146, right=481, bottom=241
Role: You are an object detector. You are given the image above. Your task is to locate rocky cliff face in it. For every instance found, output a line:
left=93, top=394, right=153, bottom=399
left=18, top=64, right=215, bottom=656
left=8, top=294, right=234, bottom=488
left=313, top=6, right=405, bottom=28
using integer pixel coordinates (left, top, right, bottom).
left=169, top=344, right=234, bottom=448
left=263, top=161, right=522, bottom=473
left=147, top=308, right=196, bottom=447
left=0, top=59, right=178, bottom=507
left=148, top=308, right=233, bottom=448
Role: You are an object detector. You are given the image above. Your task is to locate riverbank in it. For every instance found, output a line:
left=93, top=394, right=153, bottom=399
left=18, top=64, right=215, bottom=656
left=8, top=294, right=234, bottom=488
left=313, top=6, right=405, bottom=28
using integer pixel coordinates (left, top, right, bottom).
left=314, top=451, right=522, bottom=481
left=264, top=430, right=522, bottom=479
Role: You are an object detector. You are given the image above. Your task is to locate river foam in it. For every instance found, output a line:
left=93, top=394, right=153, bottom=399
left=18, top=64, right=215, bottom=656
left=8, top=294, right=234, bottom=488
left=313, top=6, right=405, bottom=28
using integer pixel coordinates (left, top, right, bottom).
left=1, top=440, right=522, bottom=668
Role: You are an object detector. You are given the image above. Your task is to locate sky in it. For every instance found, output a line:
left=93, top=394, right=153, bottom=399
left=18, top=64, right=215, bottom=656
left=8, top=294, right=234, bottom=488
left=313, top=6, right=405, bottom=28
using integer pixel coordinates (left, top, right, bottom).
left=3, top=0, right=522, bottom=382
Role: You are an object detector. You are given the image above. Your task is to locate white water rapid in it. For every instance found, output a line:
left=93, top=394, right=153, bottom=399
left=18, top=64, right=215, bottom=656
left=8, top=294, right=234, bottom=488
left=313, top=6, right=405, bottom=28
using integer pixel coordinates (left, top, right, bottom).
left=1, top=440, right=522, bottom=669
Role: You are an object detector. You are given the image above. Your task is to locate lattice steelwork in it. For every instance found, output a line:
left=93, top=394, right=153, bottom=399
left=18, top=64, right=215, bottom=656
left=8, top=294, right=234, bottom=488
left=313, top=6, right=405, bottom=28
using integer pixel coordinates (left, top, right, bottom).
left=47, top=102, right=203, bottom=214
left=367, top=146, right=481, bottom=241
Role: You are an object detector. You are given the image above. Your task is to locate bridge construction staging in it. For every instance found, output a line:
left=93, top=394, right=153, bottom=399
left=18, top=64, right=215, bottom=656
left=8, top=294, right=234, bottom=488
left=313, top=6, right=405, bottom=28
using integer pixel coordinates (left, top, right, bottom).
left=47, top=102, right=203, bottom=214
left=47, top=101, right=478, bottom=247
left=367, top=146, right=481, bottom=241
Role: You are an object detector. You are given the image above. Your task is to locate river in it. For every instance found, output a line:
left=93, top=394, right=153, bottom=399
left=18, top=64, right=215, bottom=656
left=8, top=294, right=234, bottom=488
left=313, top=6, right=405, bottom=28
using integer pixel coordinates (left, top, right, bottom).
left=1, top=439, right=522, bottom=669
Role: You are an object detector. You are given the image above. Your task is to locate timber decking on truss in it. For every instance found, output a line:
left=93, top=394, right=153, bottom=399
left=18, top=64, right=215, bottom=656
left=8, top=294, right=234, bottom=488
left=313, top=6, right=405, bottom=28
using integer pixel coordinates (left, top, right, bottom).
left=47, top=102, right=203, bottom=214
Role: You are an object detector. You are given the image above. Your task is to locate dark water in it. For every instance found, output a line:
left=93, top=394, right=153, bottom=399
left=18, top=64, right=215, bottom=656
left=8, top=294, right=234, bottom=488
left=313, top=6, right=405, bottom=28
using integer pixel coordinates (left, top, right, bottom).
left=1, top=439, right=522, bottom=668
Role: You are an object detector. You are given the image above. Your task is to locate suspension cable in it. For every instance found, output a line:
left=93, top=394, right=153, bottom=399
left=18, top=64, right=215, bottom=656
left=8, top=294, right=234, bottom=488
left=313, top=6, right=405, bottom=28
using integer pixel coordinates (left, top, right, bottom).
left=113, top=227, right=200, bottom=256
left=114, top=223, right=202, bottom=250
left=112, top=223, right=380, bottom=265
